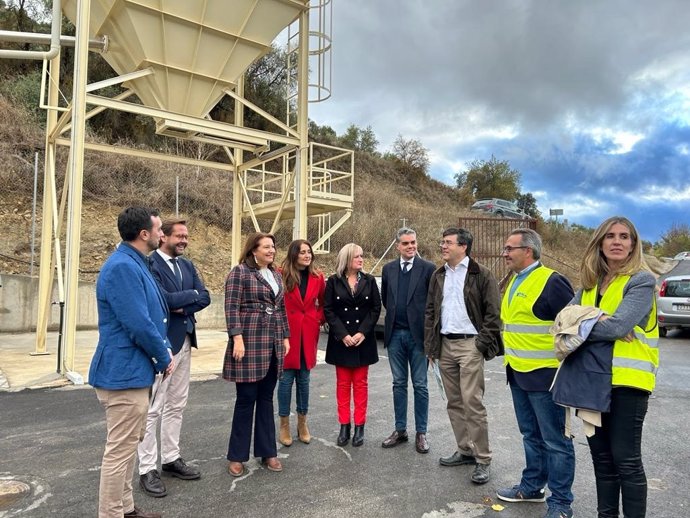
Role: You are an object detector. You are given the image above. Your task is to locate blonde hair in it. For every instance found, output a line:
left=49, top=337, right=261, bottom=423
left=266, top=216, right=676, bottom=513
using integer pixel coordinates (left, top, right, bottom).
left=580, top=216, right=650, bottom=289
left=335, top=243, right=363, bottom=277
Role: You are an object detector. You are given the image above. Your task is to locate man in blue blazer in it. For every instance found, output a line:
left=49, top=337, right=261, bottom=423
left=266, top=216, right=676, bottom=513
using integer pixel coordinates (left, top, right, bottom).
left=138, top=218, right=210, bottom=497
left=380, top=228, right=436, bottom=454
left=89, top=207, right=173, bottom=518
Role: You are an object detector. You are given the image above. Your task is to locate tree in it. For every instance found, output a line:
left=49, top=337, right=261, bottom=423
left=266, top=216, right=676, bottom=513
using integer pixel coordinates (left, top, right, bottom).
left=358, top=125, right=379, bottom=153
left=655, top=223, right=690, bottom=258
left=210, top=45, right=289, bottom=132
left=390, top=134, right=429, bottom=174
left=339, top=124, right=360, bottom=150
left=337, top=124, right=379, bottom=153
left=308, top=120, right=337, bottom=145
left=516, top=192, right=541, bottom=218
left=455, top=155, right=520, bottom=201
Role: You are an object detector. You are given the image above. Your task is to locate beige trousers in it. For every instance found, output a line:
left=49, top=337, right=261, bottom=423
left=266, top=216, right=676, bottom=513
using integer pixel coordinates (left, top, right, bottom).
left=95, top=387, right=149, bottom=518
left=439, top=336, right=492, bottom=464
left=138, top=338, right=192, bottom=474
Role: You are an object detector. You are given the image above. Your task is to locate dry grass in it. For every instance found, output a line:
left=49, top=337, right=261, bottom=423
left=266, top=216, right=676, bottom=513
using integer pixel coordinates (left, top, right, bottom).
left=4, top=93, right=665, bottom=293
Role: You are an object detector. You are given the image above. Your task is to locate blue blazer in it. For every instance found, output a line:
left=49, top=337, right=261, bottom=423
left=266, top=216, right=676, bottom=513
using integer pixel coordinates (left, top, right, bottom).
left=381, top=256, right=436, bottom=349
left=150, top=251, right=211, bottom=354
left=89, top=243, right=172, bottom=390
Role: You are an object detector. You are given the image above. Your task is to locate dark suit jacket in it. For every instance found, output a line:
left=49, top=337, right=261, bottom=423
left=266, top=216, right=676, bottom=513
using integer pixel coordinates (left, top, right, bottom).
left=222, top=263, right=290, bottom=383
left=381, top=256, right=436, bottom=349
left=324, top=272, right=381, bottom=367
left=150, top=251, right=211, bottom=354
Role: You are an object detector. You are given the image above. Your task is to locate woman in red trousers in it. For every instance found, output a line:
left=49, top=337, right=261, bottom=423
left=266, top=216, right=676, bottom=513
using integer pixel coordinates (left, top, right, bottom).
left=277, top=239, right=326, bottom=446
left=324, top=243, right=381, bottom=447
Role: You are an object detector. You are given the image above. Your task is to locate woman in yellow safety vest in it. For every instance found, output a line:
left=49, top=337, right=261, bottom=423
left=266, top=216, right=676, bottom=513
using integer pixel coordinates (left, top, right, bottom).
left=570, top=216, right=658, bottom=518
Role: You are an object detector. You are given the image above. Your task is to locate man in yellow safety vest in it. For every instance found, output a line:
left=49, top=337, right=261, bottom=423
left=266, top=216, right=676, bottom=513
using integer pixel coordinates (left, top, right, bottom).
left=497, top=228, right=576, bottom=518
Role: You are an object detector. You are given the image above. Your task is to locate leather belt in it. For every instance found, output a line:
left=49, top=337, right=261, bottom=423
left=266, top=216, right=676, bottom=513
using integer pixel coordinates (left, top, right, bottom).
left=242, top=303, right=275, bottom=315
left=442, top=333, right=475, bottom=340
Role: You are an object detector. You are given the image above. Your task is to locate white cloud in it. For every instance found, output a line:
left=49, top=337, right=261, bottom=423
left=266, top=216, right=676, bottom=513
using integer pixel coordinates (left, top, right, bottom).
left=628, top=185, right=690, bottom=204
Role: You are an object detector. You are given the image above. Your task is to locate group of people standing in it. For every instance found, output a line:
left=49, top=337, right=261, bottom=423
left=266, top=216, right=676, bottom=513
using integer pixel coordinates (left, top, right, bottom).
left=89, top=206, right=658, bottom=518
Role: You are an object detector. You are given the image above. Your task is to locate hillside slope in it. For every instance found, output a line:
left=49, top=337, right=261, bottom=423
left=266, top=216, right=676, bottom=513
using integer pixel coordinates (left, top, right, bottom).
left=1, top=94, right=669, bottom=293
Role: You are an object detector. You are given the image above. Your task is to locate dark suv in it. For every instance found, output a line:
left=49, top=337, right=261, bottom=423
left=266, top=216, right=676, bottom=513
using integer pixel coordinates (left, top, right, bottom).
left=470, top=198, right=527, bottom=219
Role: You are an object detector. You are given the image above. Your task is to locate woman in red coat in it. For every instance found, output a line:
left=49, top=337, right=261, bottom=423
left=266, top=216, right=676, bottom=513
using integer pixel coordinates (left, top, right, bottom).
left=277, top=239, right=326, bottom=446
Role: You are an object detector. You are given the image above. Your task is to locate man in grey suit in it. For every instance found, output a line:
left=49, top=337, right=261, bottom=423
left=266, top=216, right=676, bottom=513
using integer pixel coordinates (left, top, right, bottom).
left=381, top=228, right=436, bottom=453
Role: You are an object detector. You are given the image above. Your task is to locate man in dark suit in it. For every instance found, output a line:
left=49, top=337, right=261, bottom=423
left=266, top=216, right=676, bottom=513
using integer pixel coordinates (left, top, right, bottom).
left=380, top=228, right=436, bottom=453
left=138, top=218, right=210, bottom=498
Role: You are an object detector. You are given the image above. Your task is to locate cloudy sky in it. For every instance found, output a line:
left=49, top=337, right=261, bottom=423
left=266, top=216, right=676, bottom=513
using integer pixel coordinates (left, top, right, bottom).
left=307, top=0, right=690, bottom=242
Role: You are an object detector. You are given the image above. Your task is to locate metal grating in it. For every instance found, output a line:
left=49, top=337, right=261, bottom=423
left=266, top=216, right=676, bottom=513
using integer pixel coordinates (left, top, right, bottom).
left=457, top=216, right=537, bottom=287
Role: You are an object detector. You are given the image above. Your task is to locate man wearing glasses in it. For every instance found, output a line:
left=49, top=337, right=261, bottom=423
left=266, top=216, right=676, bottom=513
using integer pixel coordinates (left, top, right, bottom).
left=138, top=218, right=210, bottom=498
left=497, top=228, right=575, bottom=518
left=424, top=227, right=502, bottom=485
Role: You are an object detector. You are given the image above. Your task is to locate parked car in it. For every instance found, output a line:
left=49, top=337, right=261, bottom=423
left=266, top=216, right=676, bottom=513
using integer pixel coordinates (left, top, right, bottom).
left=657, top=275, right=690, bottom=336
left=470, top=198, right=527, bottom=219
left=672, top=251, right=690, bottom=260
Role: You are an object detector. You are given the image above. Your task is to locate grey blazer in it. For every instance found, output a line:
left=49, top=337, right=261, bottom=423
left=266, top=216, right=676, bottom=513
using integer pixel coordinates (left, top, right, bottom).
left=570, top=270, right=657, bottom=340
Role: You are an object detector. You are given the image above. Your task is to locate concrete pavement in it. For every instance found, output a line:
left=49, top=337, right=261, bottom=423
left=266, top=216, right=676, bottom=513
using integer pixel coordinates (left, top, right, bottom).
left=0, top=329, right=230, bottom=391
left=1, top=331, right=689, bottom=517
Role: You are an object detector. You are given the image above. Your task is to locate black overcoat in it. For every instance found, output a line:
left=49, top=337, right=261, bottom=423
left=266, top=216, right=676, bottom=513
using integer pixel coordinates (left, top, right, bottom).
left=324, top=272, right=381, bottom=367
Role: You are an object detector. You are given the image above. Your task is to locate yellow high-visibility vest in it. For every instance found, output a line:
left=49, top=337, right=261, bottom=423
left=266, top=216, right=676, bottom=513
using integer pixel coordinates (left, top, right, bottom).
left=501, top=266, right=559, bottom=372
left=581, top=275, right=658, bottom=392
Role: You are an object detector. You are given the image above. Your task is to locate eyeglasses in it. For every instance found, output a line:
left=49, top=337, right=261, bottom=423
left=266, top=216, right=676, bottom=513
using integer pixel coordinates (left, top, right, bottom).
left=502, top=246, right=528, bottom=253
left=439, top=240, right=461, bottom=247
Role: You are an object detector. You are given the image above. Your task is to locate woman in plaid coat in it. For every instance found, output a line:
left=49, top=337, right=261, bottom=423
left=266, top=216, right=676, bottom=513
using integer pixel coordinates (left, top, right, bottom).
left=223, top=233, right=290, bottom=477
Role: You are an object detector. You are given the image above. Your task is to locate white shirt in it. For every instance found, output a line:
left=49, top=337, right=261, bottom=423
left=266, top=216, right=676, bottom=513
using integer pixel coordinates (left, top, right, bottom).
left=260, top=267, right=279, bottom=296
left=399, top=256, right=415, bottom=271
left=440, top=256, right=478, bottom=335
left=157, top=249, right=181, bottom=282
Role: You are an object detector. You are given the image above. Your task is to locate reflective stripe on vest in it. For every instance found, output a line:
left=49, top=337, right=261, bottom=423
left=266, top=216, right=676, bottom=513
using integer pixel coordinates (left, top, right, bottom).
left=501, top=266, right=559, bottom=372
left=581, top=275, right=658, bottom=392
left=503, top=324, right=552, bottom=334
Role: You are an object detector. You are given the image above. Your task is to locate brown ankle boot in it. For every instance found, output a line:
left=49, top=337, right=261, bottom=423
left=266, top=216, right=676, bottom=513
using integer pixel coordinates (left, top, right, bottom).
left=297, top=413, right=311, bottom=444
left=279, top=416, right=293, bottom=446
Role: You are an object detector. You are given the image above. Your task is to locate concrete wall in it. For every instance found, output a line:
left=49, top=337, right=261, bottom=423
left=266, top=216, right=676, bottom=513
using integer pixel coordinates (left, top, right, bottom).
left=0, top=273, right=226, bottom=332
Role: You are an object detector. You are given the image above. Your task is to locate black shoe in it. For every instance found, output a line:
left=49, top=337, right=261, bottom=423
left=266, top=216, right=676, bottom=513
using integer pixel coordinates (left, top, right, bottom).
left=162, top=457, right=201, bottom=480
left=439, top=451, right=477, bottom=466
left=337, top=424, right=351, bottom=446
left=352, top=424, right=365, bottom=447
left=139, top=470, right=167, bottom=498
left=381, top=429, right=408, bottom=448
left=471, top=463, right=491, bottom=484
left=124, top=505, right=161, bottom=518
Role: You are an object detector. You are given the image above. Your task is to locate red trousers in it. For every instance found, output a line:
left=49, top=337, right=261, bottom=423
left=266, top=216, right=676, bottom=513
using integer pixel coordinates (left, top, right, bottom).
left=335, top=365, right=369, bottom=426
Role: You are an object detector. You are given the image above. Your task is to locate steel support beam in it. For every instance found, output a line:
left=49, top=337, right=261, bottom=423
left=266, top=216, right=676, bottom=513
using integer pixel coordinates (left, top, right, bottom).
left=293, top=7, right=309, bottom=239
left=84, top=94, right=300, bottom=147
left=60, top=0, right=91, bottom=380
left=34, top=50, right=63, bottom=356
left=231, top=79, right=245, bottom=266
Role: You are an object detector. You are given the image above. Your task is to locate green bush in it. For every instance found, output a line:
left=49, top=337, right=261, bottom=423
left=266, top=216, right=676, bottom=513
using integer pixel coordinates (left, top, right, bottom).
left=0, top=70, right=44, bottom=121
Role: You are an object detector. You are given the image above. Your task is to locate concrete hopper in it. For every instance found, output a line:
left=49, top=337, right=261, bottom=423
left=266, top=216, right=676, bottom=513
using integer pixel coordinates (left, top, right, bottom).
left=61, top=0, right=308, bottom=119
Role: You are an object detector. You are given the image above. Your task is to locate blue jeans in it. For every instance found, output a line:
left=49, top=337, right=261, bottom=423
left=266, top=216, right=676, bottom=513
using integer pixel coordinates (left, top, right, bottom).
left=388, top=328, right=429, bottom=433
left=277, top=367, right=311, bottom=416
left=510, top=383, right=575, bottom=511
